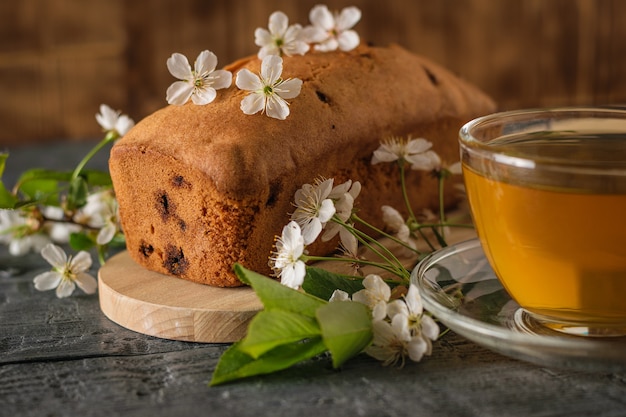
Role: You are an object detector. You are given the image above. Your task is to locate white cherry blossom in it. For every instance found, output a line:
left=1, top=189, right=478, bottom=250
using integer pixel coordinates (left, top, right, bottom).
left=365, top=314, right=432, bottom=367
left=302, top=5, right=361, bottom=52
left=411, top=149, right=442, bottom=172
left=33, top=244, right=97, bottom=298
left=387, top=284, right=440, bottom=343
left=290, top=178, right=336, bottom=245
left=76, top=190, right=120, bottom=245
left=382, top=284, right=440, bottom=363
left=321, top=180, right=361, bottom=253
left=255, top=11, right=309, bottom=59
left=166, top=50, right=232, bottom=105
left=329, top=289, right=350, bottom=302
left=371, top=137, right=442, bottom=172
left=236, top=55, right=302, bottom=120
left=0, top=209, right=50, bottom=256
left=334, top=227, right=358, bottom=260
left=381, top=205, right=417, bottom=252
left=95, top=104, right=135, bottom=137
left=418, top=154, right=464, bottom=175
left=355, top=281, right=438, bottom=366
left=447, top=161, right=463, bottom=175
left=352, top=274, right=390, bottom=321
left=270, top=221, right=307, bottom=289
left=42, top=206, right=81, bottom=244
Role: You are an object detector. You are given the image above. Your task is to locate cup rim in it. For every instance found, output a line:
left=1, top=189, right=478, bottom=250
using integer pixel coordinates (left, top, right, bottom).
left=459, top=106, right=626, bottom=173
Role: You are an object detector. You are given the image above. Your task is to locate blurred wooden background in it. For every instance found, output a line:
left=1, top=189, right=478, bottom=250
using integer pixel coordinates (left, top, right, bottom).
left=1, top=0, right=625, bottom=146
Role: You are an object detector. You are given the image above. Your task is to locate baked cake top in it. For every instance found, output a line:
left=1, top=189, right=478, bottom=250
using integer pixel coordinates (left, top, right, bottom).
left=112, top=44, right=495, bottom=197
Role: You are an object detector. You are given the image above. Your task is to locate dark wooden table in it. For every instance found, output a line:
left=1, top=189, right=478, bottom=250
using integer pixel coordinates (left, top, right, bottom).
left=1, top=142, right=626, bottom=417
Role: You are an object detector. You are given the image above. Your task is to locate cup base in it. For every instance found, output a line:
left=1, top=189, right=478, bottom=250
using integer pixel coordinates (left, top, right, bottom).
left=513, top=308, right=626, bottom=338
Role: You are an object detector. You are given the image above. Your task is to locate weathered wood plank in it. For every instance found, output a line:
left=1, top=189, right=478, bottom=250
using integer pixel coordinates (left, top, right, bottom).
left=0, top=250, right=210, bottom=365
left=1, top=334, right=626, bottom=417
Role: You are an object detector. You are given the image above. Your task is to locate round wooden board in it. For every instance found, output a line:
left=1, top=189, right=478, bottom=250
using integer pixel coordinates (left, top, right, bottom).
left=98, top=251, right=262, bottom=343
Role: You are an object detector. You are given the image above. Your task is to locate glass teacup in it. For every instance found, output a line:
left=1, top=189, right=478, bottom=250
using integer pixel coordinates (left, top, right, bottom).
left=459, top=107, right=626, bottom=336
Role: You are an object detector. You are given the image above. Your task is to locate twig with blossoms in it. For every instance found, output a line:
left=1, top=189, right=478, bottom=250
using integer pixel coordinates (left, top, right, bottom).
left=215, top=134, right=470, bottom=383
left=213, top=134, right=462, bottom=383
left=366, top=286, right=439, bottom=367
left=280, top=177, right=412, bottom=286
left=270, top=136, right=467, bottom=291
left=372, top=135, right=470, bottom=249
left=0, top=104, right=134, bottom=285
left=165, top=5, right=363, bottom=122
left=333, top=275, right=439, bottom=367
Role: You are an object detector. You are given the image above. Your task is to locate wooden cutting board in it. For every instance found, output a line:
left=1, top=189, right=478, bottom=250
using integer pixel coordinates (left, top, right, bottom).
left=98, top=227, right=477, bottom=343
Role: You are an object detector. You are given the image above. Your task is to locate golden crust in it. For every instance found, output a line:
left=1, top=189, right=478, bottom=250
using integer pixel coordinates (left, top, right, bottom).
left=109, top=44, right=496, bottom=287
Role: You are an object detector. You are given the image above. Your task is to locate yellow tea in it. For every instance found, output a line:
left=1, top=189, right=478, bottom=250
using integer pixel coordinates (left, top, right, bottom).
left=463, top=135, right=626, bottom=328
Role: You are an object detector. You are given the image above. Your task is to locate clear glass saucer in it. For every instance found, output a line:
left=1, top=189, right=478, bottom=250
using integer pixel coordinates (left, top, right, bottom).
left=411, top=238, right=626, bottom=373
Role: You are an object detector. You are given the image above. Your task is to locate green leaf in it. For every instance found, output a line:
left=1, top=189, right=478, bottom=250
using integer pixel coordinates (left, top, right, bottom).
left=0, top=190, right=18, bottom=208
left=17, top=168, right=111, bottom=188
left=67, top=176, right=89, bottom=209
left=0, top=154, right=18, bottom=208
left=316, top=301, right=373, bottom=368
left=14, top=168, right=111, bottom=207
left=238, top=310, right=321, bottom=359
left=233, top=264, right=326, bottom=318
left=69, top=232, right=96, bottom=251
left=302, top=267, right=365, bottom=300
left=16, top=168, right=71, bottom=184
left=210, top=337, right=327, bottom=386
left=15, top=169, right=68, bottom=206
left=82, top=170, right=113, bottom=187
left=108, top=233, right=126, bottom=248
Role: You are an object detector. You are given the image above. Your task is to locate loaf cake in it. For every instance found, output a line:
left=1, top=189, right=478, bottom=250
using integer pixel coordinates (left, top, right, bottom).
left=109, top=43, right=496, bottom=287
